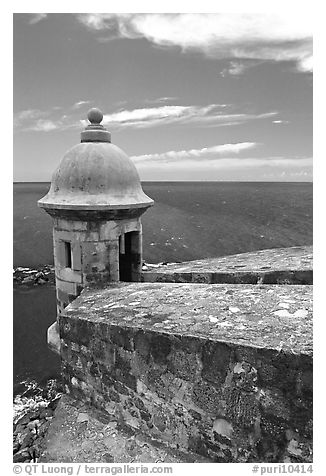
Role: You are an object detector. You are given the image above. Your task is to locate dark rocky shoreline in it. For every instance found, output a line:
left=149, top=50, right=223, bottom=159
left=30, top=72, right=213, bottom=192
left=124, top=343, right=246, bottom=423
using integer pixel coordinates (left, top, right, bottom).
left=13, top=264, right=59, bottom=461
left=13, top=265, right=55, bottom=285
left=13, top=379, right=63, bottom=463
left=13, top=263, right=171, bottom=285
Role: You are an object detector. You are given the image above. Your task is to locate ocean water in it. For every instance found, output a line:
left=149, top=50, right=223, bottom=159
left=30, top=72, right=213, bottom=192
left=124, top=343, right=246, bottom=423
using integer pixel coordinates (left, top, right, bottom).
left=14, top=182, right=313, bottom=267
left=13, top=181, right=313, bottom=393
left=13, top=286, right=60, bottom=393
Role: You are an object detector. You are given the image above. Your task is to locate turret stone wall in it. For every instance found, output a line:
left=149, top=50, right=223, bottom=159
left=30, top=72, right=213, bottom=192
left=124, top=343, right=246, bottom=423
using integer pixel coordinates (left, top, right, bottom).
left=52, top=216, right=142, bottom=315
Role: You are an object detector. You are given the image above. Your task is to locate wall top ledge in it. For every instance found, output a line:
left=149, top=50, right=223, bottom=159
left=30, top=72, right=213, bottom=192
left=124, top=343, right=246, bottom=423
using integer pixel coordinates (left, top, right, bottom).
left=143, top=245, right=313, bottom=275
left=62, top=281, right=313, bottom=357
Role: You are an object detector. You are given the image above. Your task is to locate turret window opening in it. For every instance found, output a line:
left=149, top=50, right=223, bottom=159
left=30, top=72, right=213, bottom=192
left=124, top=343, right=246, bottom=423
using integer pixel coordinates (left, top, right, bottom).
left=64, top=241, right=72, bottom=269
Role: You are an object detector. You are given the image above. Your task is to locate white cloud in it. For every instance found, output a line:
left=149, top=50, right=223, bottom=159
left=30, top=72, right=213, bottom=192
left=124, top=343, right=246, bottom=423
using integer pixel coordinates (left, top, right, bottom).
left=14, top=109, right=44, bottom=123
left=105, top=105, right=190, bottom=125
left=132, top=151, right=312, bottom=172
left=77, top=13, right=312, bottom=72
left=131, top=142, right=258, bottom=164
left=72, top=100, right=92, bottom=110
left=220, top=60, right=261, bottom=77
left=29, top=14, right=47, bottom=25
left=14, top=103, right=277, bottom=132
left=298, top=55, right=313, bottom=72
left=29, top=119, right=58, bottom=132
left=263, top=169, right=312, bottom=181
left=14, top=107, right=75, bottom=132
left=99, top=104, right=277, bottom=129
left=145, top=96, right=179, bottom=104
left=221, top=61, right=247, bottom=76
left=14, top=108, right=53, bottom=130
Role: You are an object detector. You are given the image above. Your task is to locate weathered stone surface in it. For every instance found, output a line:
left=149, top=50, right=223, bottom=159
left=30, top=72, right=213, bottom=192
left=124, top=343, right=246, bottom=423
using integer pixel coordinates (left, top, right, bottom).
left=52, top=216, right=144, bottom=318
left=47, top=322, right=60, bottom=355
left=58, top=281, right=312, bottom=463
left=40, top=395, right=207, bottom=463
left=38, top=142, right=153, bottom=212
left=142, top=246, right=313, bottom=285
left=62, top=282, right=312, bottom=355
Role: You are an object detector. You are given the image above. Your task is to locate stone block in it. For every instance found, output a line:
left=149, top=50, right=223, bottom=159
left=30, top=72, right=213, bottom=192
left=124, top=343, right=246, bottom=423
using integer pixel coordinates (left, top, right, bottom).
left=167, top=349, right=200, bottom=381
left=59, top=282, right=313, bottom=463
left=56, top=279, right=77, bottom=296
left=109, top=327, right=135, bottom=351
left=55, top=218, right=88, bottom=232
left=201, top=341, right=233, bottom=386
left=47, top=321, right=60, bottom=355
left=149, top=334, right=172, bottom=364
left=56, top=267, right=82, bottom=284
left=98, top=221, right=120, bottom=241
left=81, top=240, right=119, bottom=282
left=120, top=218, right=141, bottom=235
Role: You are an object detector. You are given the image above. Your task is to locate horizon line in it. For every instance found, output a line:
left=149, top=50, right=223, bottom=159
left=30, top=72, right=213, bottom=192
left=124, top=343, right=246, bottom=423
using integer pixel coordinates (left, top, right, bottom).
left=13, top=180, right=313, bottom=184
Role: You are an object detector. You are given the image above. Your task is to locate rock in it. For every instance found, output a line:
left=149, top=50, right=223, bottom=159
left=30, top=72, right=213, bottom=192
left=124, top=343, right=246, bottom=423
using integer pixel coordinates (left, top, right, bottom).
left=27, top=420, right=39, bottom=434
left=294, top=309, right=308, bottom=318
left=288, top=439, right=302, bottom=457
left=103, top=452, right=114, bottom=462
left=213, top=419, right=233, bottom=438
left=126, top=439, right=138, bottom=457
left=39, top=407, right=54, bottom=419
left=20, top=432, right=34, bottom=449
left=14, top=423, right=27, bottom=435
left=24, top=388, right=40, bottom=399
left=76, top=421, right=88, bottom=435
left=48, top=396, right=61, bottom=410
left=13, top=440, right=21, bottom=454
left=29, top=446, right=41, bottom=461
left=106, top=421, right=118, bottom=429
left=273, top=309, right=292, bottom=317
left=28, top=410, right=41, bottom=420
left=77, top=412, right=89, bottom=423
left=14, top=265, right=54, bottom=286
left=15, top=414, right=31, bottom=426
left=16, top=433, right=24, bottom=446
left=37, top=420, right=51, bottom=437
left=13, top=449, right=31, bottom=463
left=229, top=307, right=240, bottom=313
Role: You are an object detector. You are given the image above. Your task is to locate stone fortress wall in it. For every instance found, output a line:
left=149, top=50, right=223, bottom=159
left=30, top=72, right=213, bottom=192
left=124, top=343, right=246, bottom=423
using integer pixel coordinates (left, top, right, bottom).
left=59, top=246, right=312, bottom=463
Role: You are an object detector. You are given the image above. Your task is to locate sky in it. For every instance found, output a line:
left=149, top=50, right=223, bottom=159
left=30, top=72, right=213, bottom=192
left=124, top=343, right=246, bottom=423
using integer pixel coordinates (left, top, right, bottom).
left=13, top=12, right=313, bottom=182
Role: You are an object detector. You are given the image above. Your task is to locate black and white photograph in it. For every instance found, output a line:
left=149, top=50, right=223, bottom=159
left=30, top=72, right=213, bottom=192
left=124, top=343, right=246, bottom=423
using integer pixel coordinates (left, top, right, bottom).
left=12, top=6, right=313, bottom=471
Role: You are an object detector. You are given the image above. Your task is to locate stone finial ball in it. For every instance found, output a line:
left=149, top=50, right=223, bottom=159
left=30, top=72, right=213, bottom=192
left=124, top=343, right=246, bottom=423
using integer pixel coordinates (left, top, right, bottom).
left=87, top=108, right=103, bottom=124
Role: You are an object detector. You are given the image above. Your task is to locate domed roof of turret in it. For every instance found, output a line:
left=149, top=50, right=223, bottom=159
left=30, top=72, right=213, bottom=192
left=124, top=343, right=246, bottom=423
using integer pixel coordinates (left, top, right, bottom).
left=38, top=108, right=153, bottom=211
